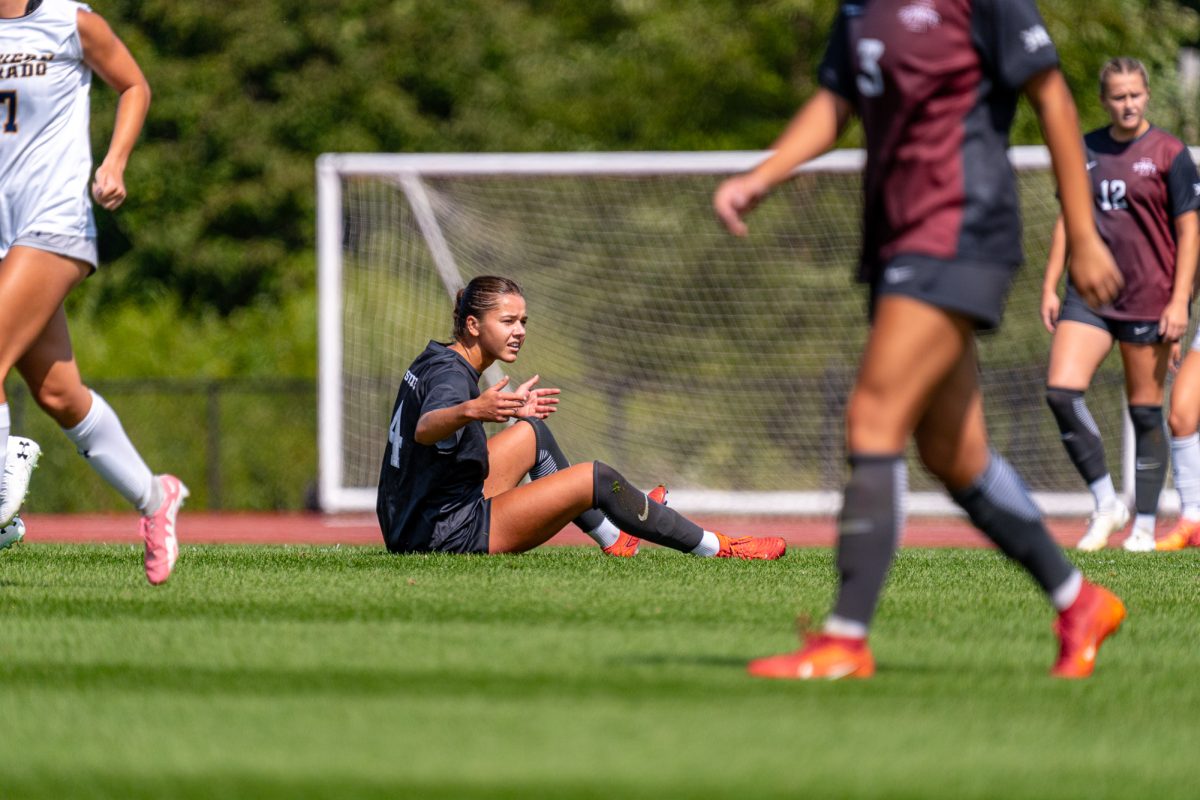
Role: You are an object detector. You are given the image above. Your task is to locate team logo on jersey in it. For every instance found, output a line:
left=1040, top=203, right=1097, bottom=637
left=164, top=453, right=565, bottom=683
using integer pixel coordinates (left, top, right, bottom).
left=1192, top=181, right=1200, bottom=196
left=1020, top=25, right=1053, bottom=53
left=1132, top=157, right=1157, bottom=177
left=898, top=0, right=941, bottom=32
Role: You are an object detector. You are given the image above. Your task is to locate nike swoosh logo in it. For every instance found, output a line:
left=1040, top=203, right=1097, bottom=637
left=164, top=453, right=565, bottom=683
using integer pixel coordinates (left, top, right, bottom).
left=1133, top=325, right=1153, bottom=335
left=638, top=495, right=649, bottom=522
left=1087, top=161, right=1098, bottom=170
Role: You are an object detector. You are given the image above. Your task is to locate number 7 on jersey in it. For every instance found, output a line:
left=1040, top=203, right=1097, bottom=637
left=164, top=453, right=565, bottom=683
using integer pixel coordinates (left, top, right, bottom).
left=0, top=91, right=16, bottom=134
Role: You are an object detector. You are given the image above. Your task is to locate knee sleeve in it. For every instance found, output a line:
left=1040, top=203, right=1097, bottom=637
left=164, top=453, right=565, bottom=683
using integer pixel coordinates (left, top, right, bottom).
left=522, top=418, right=609, bottom=532
left=1045, top=387, right=1108, bottom=484
left=522, top=417, right=568, bottom=479
left=1129, top=405, right=1167, bottom=516
left=592, top=462, right=702, bottom=552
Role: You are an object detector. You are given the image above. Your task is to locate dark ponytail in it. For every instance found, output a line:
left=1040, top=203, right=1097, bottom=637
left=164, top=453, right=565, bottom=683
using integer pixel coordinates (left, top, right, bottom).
left=453, top=275, right=524, bottom=340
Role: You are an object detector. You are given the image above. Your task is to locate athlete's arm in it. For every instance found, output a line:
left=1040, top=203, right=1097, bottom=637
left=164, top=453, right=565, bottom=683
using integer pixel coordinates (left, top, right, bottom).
left=1025, top=69, right=1123, bottom=308
left=1041, top=215, right=1067, bottom=332
left=414, top=377, right=527, bottom=445
left=1162, top=211, right=1199, bottom=340
left=713, top=90, right=853, bottom=236
left=78, top=10, right=151, bottom=211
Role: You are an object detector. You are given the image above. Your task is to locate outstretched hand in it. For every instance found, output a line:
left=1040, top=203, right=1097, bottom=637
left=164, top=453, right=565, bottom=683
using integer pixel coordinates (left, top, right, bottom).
left=513, top=374, right=560, bottom=420
left=474, top=375, right=561, bottom=422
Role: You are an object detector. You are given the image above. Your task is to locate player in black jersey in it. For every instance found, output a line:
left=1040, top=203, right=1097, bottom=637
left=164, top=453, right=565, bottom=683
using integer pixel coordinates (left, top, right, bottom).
left=376, top=275, right=786, bottom=559
left=1040, top=57, right=1200, bottom=553
left=715, top=0, right=1126, bottom=680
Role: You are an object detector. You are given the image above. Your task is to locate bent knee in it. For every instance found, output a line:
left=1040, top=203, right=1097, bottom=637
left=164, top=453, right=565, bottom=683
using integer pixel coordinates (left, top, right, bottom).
left=31, top=384, right=90, bottom=427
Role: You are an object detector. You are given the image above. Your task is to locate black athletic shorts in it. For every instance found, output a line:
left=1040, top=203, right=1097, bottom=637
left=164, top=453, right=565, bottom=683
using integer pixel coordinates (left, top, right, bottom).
left=1058, top=283, right=1164, bottom=344
left=869, top=254, right=1017, bottom=332
left=428, top=497, right=491, bottom=554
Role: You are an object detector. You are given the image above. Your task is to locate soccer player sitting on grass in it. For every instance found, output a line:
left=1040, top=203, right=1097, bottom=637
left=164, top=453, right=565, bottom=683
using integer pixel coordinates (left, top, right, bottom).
left=714, top=0, right=1126, bottom=678
left=376, top=275, right=786, bottom=559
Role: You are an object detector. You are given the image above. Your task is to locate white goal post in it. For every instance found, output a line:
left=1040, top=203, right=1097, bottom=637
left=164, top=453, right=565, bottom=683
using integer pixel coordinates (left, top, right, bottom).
left=317, top=147, right=1161, bottom=517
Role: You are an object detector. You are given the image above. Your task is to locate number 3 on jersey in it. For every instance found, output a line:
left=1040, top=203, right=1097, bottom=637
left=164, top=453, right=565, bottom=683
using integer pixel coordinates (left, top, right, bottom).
left=856, top=39, right=885, bottom=98
left=0, top=91, right=16, bottom=134
left=387, top=402, right=406, bottom=468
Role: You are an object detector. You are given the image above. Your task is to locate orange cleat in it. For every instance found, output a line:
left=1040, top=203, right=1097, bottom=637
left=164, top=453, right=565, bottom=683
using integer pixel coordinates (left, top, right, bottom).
left=748, top=633, right=875, bottom=680
left=1051, top=581, right=1126, bottom=679
left=715, top=532, right=786, bottom=560
left=602, top=484, right=667, bottom=557
left=1155, top=518, right=1200, bottom=551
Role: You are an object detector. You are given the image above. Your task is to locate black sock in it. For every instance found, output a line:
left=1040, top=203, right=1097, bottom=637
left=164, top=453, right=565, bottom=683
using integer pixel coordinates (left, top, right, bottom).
left=1129, top=405, right=1167, bottom=516
left=830, top=454, right=905, bottom=628
left=951, top=451, right=1075, bottom=596
left=1045, top=387, right=1108, bottom=483
left=522, top=418, right=609, bottom=533
left=592, top=462, right=702, bottom=552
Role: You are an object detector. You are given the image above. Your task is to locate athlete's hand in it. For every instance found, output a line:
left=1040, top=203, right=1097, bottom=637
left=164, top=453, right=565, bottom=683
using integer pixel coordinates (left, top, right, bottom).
left=91, top=162, right=128, bottom=211
left=1171, top=342, right=1184, bottom=375
left=713, top=172, right=771, bottom=237
left=1066, top=234, right=1123, bottom=309
left=512, top=375, right=560, bottom=420
left=1040, top=288, right=1061, bottom=333
left=1159, top=298, right=1189, bottom=342
left=472, top=376, right=529, bottom=422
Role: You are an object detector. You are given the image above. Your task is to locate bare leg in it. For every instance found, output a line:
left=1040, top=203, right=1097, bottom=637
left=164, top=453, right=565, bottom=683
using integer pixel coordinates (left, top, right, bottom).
left=488, top=463, right=594, bottom=553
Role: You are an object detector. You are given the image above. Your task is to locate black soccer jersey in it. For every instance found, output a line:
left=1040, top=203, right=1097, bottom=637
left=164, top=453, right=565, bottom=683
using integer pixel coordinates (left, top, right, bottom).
left=1081, top=126, right=1200, bottom=320
left=376, top=341, right=491, bottom=553
left=818, top=0, right=1060, bottom=279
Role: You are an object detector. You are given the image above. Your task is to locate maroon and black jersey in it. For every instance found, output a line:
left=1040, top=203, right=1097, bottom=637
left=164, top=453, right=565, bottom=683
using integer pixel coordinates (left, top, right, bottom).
left=1082, top=126, right=1200, bottom=320
left=818, top=0, right=1059, bottom=280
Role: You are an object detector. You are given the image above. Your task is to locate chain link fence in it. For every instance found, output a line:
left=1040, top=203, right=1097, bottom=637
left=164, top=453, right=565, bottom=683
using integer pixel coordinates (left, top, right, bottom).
left=6, top=378, right=317, bottom=513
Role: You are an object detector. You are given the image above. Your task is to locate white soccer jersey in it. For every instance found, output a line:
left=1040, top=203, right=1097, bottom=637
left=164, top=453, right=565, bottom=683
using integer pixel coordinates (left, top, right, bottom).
left=0, top=0, right=95, bottom=250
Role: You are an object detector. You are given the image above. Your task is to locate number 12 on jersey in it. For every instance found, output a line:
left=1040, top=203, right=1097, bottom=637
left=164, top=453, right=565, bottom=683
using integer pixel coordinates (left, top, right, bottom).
left=1099, top=179, right=1127, bottom=211
left=0, top=91, right=16, bottom=134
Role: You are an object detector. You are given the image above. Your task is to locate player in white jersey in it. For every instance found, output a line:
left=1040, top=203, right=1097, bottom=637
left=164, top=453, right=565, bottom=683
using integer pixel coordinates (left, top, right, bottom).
left=0, top=0, right=186, bottom=583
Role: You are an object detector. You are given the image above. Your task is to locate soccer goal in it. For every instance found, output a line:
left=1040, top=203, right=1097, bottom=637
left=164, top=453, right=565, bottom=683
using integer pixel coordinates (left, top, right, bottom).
left=317, top=148, right=1146, bottom=516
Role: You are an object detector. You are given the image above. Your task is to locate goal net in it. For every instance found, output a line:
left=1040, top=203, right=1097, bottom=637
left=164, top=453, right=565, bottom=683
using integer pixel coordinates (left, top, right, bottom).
left=317, top=148, right=1143, bottom=516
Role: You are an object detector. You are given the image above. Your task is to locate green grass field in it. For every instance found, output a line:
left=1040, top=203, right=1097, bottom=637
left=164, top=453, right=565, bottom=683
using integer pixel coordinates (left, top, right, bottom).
left=1, top=544, right=1198, bottom=799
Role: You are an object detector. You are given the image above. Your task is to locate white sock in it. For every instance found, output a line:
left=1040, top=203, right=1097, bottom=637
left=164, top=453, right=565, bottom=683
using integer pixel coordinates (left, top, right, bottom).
left=1172, top=434, right=1200, bottom=521
left=1051, top=570, right=1083, bottom=611
left=62, top=391, right=156, bottom=513
left=1133, top=513, right=1155, bottom=533
left=1089, top=475, right=1117, bottom=510
left=584, top=517, right=620, bottom=549
left=689, top=530, right=720, bottom=557
left=0, top=402, right=10, bottom=499
left=824, top=614, right=868, bottom=639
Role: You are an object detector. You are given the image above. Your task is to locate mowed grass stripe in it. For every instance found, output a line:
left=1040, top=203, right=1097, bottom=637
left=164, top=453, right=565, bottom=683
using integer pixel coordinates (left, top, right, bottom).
left=1, top=544, right=1198, bottom=799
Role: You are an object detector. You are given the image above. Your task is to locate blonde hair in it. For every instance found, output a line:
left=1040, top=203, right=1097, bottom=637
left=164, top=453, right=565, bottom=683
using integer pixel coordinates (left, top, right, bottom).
left=1099, top=57, right=1149, bottom=97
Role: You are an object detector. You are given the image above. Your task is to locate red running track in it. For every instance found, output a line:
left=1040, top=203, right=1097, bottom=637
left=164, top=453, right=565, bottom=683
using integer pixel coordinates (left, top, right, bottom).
left=17, top=512, right=1140, bottom=549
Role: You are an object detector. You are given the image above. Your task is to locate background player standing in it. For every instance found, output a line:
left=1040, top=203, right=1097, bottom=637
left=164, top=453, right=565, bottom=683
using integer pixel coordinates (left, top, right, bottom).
left=0, top=0, right=186, bottom=582
left=714, top=0, right=1126, bottom=679
left=1040, top=57, right=1200, bottom=553
left=377, top=275, right=787, bottom=559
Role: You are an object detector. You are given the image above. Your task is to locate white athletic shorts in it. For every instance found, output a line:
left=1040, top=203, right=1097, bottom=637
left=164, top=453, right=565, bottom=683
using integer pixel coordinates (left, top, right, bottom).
left=1, top=231, right=98, bottom=270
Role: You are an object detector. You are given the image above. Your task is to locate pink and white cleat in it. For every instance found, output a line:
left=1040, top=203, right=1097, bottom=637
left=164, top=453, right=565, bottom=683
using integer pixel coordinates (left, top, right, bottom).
left=140, top=474, right=189, bottom=585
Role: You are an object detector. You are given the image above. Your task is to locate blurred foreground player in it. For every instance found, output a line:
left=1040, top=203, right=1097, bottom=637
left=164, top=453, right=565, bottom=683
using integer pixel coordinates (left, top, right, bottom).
left=714, top=0, right=1125, bottom=678
left=377, top=275, right=786, bottom=560
left=0, top=0, right=187, bottom=582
